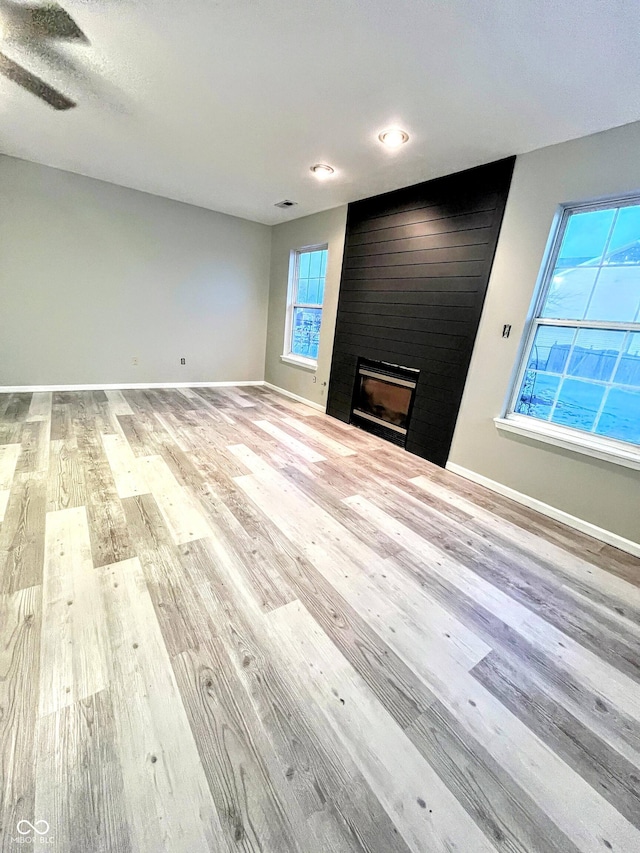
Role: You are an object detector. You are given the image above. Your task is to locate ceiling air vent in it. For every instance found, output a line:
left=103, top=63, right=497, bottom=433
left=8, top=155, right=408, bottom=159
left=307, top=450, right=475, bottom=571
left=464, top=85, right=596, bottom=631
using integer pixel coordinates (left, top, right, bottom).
left=274, top=199, right=298, bottom=208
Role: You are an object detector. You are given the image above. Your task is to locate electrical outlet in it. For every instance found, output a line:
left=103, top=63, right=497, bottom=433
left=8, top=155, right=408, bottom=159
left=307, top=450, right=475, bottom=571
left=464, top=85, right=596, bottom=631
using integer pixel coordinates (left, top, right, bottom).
left=502, top=324, right=512, bottom=339
left=132, top=356, right=138, bottom=366
left=180, top=358, right=186, bottom=365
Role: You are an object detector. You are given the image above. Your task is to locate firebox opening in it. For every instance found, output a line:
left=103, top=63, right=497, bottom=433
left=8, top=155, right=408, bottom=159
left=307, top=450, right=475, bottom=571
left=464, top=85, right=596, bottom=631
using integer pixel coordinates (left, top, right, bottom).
left=351, top=359, right=419, bottom=446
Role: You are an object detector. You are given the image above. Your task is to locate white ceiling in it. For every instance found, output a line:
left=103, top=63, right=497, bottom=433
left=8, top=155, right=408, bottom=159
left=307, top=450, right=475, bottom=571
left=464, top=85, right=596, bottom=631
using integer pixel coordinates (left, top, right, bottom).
left=1, top=0, right=639, bottom=224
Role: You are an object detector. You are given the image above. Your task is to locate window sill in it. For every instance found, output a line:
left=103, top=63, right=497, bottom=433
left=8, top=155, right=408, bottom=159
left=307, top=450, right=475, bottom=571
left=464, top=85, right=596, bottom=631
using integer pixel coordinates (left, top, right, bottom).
left=280, top=354, right=317, bottom=372
left=494, top=415, right=640, bottom=471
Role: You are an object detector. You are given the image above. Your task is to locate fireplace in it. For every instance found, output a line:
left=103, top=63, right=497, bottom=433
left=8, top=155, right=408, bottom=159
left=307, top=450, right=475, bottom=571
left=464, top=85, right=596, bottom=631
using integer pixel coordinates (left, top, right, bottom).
left=351, top=358, right=419, bottom=446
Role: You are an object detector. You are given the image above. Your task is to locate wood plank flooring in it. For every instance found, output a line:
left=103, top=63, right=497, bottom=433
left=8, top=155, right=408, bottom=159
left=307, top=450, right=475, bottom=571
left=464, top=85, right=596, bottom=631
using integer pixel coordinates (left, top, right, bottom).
left=0, top=385, right=639, bottom=853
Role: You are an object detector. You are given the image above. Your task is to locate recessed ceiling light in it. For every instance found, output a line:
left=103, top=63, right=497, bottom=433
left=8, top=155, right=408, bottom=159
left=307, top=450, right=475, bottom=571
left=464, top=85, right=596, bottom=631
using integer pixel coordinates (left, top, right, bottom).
left=378, top=128, right=410, bottom=149
left=310, top=163, right=335, bottom=180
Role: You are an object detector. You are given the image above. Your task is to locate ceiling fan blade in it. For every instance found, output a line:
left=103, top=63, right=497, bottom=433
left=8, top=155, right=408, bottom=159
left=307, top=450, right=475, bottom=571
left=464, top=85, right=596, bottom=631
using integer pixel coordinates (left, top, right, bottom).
left=28, top=4, right=88, bottom=41
left=0, top=51, right=75, bottom=109
left=0, top=2, right=88, bottom=42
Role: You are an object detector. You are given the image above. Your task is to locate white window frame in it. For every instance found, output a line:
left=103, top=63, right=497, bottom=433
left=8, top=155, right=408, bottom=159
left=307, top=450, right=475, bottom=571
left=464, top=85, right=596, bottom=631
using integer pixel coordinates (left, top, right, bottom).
left=497, top=193, right=640, bottom=471
left=281, top=243, right=328, bottom=370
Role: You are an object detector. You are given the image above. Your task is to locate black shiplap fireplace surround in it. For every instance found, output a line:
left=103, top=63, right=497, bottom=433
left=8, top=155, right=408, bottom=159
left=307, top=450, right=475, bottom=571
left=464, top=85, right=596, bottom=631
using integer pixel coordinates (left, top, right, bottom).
left=326, top=157, right=515, bottom=467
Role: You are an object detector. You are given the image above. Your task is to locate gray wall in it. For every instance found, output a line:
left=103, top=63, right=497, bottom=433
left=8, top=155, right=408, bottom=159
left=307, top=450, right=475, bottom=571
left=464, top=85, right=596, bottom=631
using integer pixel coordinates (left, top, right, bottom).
left=264, top=206, right=347, bottom=408
left=0, top=156, right=271, bottom=386
left=450, top=121, right=640, bottom=545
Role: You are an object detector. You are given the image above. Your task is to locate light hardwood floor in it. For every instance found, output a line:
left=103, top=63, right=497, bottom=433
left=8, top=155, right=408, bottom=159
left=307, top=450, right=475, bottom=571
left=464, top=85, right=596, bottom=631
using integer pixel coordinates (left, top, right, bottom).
left=0, top=385, right=639, bottom=853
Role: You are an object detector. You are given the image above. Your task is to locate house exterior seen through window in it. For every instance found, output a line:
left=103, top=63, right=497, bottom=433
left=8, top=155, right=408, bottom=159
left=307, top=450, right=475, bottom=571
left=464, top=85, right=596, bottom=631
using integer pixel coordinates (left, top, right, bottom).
left=285, top=246, right=328, bottom=364
left=509, top=198, right=640, bottom=447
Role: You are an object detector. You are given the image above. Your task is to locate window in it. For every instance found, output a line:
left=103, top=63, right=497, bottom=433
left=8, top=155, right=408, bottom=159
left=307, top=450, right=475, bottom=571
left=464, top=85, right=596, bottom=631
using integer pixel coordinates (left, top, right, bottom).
left=507, top=197, right=640, bottom=454
left=283, top=246, right=328, bottom=366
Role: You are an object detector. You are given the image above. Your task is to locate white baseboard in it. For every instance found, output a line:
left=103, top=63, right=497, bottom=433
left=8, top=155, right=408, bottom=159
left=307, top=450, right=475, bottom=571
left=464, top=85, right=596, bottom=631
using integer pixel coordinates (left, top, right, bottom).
left=0, top=381, right=266, bottom=393
left=263, top=382, right=326, bottom=413
left=445, top=461, right=640, bottom=559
